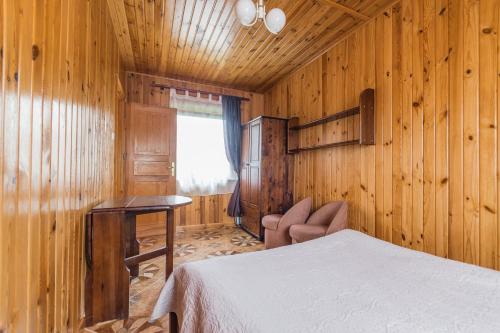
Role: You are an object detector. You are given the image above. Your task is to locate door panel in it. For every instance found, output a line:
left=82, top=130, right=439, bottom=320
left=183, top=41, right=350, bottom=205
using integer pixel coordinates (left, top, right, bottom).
left=134, top=161, right=171, bottom=176
left=240, top=120, right=262, bottom=238
left=249, top=166, right=260, bottom=206
left=133, top=109, right=172, bottom=155
left=241, top=203, right=261, bottom=237
left=248, top=121, right=260, bottom=207
left=240, top=166, right=249, bottom=203
left=250, top=123, right=260, bottom=162
left=129, top=181, right=169, bottom=196
left=126, top=103, right=177, bottom=235
left=241, top=125, right=250, bottom=164
left=240, top=125, right=250, bottom=204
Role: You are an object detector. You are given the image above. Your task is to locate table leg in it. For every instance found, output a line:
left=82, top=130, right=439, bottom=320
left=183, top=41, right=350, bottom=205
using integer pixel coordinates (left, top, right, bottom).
left=166, top=209, right=175, bottom=279
left=166, top=209, right=178, bottom=333
left=125, top=214, right=140, bottom=278
left=85, top=212, right=129, bottom=325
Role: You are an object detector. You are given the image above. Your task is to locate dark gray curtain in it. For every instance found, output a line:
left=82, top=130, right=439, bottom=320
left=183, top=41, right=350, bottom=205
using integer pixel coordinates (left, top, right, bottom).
left=221, top=95, right=242, bottom=217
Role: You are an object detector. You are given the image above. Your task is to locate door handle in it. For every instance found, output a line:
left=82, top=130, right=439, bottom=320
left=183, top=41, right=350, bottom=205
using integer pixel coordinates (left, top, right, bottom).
left=170, top=162, right=175, bottom=177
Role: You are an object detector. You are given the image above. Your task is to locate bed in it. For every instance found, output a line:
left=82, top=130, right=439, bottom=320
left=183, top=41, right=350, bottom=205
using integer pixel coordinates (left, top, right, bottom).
left=152, top=229, right=500, bottom=333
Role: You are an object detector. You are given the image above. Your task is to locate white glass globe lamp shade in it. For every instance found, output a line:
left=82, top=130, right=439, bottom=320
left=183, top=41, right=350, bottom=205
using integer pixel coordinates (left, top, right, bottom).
left=236, top=0, right=257, bottom=26
left=265, top=8, right=286, bottom=34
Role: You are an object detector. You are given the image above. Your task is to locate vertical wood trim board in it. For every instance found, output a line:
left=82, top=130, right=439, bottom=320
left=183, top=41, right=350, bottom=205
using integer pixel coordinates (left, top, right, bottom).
left=264, top=0, right=500, bottom=271
left=0, top=0, right=121, bottom=331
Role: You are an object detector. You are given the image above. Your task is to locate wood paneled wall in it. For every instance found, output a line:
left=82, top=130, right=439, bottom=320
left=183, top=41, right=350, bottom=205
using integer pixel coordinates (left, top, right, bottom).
left=175, top=193, right=234, bottom=227
left=123, top=72, right=263, bottom=229
left=0, top=0, right=121, bottom=331
left=125, top=72, right=264, bottom=124
left=264, top=0, right=500, bottom=270
left=137, top=193, right=235, bottom=237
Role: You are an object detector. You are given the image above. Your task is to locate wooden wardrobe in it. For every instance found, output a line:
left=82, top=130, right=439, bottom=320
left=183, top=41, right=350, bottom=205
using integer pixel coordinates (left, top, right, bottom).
left=240, top=116, right=292, bottom=239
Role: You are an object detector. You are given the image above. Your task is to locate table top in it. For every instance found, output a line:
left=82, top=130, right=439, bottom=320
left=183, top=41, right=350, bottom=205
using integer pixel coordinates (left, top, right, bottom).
left=91, top=195, right=192, bottom=213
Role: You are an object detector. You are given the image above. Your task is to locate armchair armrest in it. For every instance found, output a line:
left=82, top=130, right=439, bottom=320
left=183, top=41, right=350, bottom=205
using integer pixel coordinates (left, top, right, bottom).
left=326, top=202, right=348, bottom=235
left=262, top=214, right=283, bottom=231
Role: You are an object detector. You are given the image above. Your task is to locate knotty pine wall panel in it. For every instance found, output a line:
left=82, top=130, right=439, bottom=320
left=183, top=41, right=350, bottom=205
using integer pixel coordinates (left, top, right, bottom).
left=125, top=72, right=265, bottom=123
left=264, top=0, right=500, bottom=270
left=123, top=72, right=263, bottom=229
left=0, top=0, right=121, bottom=331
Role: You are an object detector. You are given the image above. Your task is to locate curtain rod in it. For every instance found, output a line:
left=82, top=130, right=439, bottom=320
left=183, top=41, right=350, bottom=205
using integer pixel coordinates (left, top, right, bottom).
left=151, top=83, right=251, bottom=101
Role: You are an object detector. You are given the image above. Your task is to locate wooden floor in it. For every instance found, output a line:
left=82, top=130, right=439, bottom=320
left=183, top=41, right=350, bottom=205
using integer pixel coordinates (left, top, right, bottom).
left=83, top=223, right=264, bottom=333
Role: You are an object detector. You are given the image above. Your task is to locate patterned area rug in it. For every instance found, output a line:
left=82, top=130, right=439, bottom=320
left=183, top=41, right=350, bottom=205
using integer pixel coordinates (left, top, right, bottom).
left=83, top=223, right=264, bottom=332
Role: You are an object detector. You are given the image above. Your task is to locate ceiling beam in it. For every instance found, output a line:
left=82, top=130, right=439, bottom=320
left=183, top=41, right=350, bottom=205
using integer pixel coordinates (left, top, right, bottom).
left=320, top=0, right=371, bottom=21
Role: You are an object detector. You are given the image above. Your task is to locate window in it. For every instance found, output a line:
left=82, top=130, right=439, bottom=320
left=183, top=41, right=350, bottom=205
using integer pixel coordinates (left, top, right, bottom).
left=171, top=90, right=237, bottom=196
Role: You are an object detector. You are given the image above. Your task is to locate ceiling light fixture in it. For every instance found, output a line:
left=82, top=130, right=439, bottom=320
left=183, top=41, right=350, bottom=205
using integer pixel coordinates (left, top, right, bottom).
left=235, top=0, right=286, bottom=34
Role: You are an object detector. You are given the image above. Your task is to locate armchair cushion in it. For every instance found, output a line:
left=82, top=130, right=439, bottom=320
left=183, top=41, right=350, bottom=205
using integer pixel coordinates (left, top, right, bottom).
left=279, top=197, right=312, bottom=229
left=307, top=201, right=343, bottom=226
left=289, top=201, right=348, bottom=244
left=326, top=202, right=348, bottom=235
left=289, top=224, right=327, bottom=243
left=262, top=197, right=312, bottom=249
left=262, top=214, right=283, bottom=231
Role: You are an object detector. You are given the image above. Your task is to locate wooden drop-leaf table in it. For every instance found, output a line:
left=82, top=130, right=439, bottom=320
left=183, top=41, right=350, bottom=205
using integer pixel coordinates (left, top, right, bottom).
left=84, top=195, right=192, bottom=326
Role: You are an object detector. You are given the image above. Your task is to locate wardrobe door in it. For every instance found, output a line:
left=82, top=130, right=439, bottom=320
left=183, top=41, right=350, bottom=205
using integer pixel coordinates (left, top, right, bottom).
left=240, top=125, right=250, bottom=204
left=248, top=121, right=261, bottom=207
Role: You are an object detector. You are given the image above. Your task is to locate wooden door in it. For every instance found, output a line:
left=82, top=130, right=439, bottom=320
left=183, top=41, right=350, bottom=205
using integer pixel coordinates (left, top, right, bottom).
left=248, top=121, right=261, bottom=207
left=240, top=119, right=262, bottom=238
left=240, top=125, right=250, bottom=204
left=126, top=103, right=177, bottom=235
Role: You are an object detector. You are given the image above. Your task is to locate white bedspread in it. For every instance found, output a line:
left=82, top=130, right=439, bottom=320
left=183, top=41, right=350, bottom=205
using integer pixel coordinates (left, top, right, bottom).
left=152, top=230, right=500, bottom=333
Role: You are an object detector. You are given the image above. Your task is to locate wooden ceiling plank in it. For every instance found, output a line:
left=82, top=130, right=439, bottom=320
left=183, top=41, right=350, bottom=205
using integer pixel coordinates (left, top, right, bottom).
left=194, top=0, right=237, bottom=77
left=196, top=7, right=241, bottom=81
left=166, top=0, right=188, bottom=73
left=154, top=0, right=164, bottom=70
left=235, top=0, right=367, bottom=84
left=171, top=0, right=197, bottom=73
left=124, top=0, right=142, bottom=68
left=320, top=0, right=371, bottom=21
left=257, top=0, right=388, bottom=89
left=189, top=0, right=234, bottom=77
left=205, top=18, right=265, bottom=80
left=200, top=0, right=293, bottom=78
left=225, top=0, right=336, bottom=86
left=203, top=21, right=252, bottom=81
left=118, top=0, right=397, bottom=89
left=226, top=2, right=334, bottom=85
left=158, top=0, right=176, bottom=74
left=216, top=0, right=297, bottom=70
left=208, top=0, right=306, bottom=83
left=251, top=0, right=394, bottom=90
left=144, top=0, right=156, bottom=71
left=171, top=0, right=200, bottom=77
left=173, top=0, right=209, bottom=77
left=106, top=0, right=136, bottom=69
left=199, top=0, right=266, bottom=81
left=181, top=0, right=226, bottom=75
left=179, top=0, right=219, bottom=75
left=184, top=0, right=227, bottom=76
left=239, top=0, right=374, bottom=89
left=258, top=13, right=363, bottom=90
left=133, top=0, right=147, bottom=70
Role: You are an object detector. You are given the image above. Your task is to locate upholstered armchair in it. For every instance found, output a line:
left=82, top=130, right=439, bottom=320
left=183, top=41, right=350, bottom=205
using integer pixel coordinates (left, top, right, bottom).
left=289, top=201, right=348, bottom=244
left=261, top=198, right=312, bottom=249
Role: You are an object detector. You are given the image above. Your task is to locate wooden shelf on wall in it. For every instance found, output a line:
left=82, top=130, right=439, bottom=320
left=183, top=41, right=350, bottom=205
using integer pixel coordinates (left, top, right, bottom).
left=289, top=107, right=360, bottom=130
left=287, top=88, right=375, bottom=154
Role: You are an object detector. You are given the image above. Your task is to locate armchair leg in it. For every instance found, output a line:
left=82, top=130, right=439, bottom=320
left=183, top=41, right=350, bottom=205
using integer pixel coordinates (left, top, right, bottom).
left=169, top=312, right=178, bottom=333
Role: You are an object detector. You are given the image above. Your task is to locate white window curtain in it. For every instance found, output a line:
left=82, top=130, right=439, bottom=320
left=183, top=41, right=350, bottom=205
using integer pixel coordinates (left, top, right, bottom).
left=171, top=89, right=237, bottom=196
